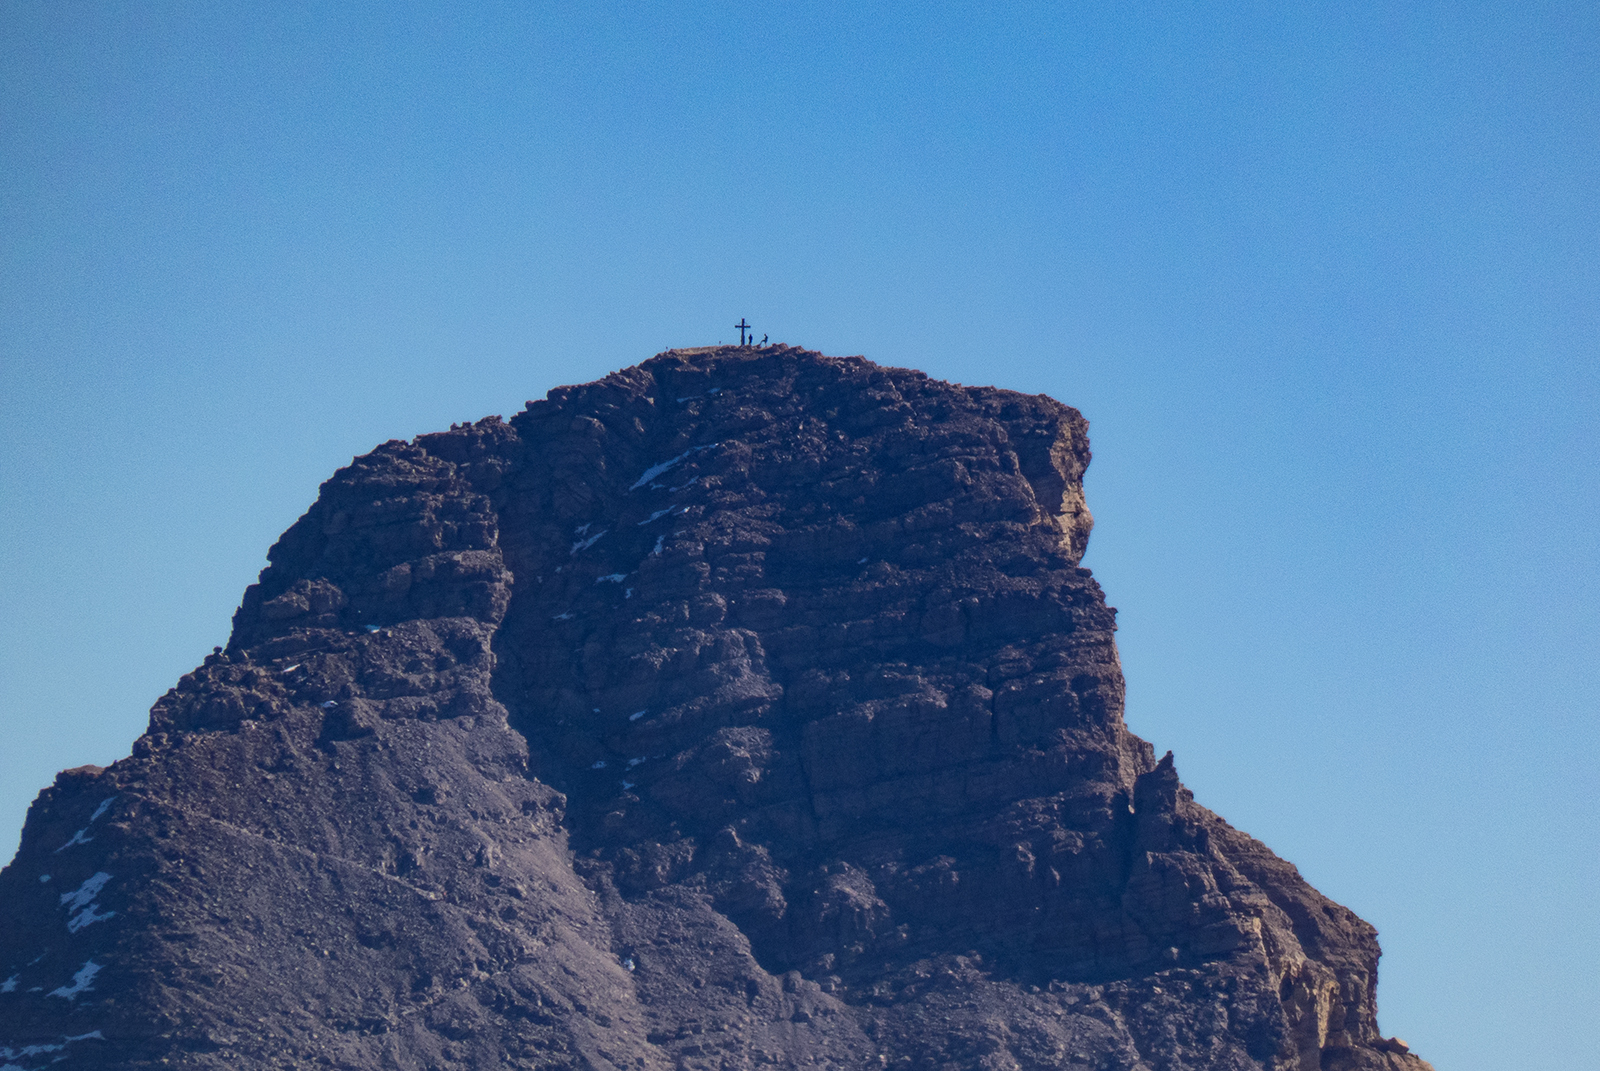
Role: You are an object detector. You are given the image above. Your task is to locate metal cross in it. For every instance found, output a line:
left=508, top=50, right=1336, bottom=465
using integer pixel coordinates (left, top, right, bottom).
left=735, top=318, right=751, bottom=346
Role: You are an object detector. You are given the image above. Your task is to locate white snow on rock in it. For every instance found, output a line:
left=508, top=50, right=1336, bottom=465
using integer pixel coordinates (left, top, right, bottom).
left=0, top=1030, right=105, bottom=1064
left=1, top=1043, right=63, bottom=1061
left=629, top=444, right=718, bottom=490
left=54, top=828, right=92, bottom=852
left=60, top=873, right=110, bottom=913
left=53, top=797, right=116, bottom=854
left=629, top=710, right=647, bottom=722
left=570, top=530, right=607, bottom=555
left=47, top=960, right=101, bottom=1000
left=636, top=507, right=674, bottom=526
left=60, top=873, right=115, bottom=934
left=0, top=974, right=17, bottom=993
left=67, top=903, right=116, bottom=934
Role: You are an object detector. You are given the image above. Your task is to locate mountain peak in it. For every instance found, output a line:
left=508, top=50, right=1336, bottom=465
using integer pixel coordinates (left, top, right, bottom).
left=0, top=349, right=1429, bottom=1070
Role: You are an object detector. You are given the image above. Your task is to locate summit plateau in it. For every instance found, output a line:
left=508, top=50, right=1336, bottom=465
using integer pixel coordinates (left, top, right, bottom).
left=0, top=346, right=1431, bottom=1071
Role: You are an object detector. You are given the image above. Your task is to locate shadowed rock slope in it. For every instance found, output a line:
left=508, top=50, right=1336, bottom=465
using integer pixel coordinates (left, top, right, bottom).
left=0, top=346, right=1431, bottom=1071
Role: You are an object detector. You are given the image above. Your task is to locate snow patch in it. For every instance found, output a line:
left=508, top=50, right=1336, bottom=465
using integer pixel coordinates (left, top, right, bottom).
left=636, top=507, right=674, bottom=526
left=0, top=1029, right=105, bottom=1063
left=629, top=443, right=719, bottom=491
left=60, top=873, right=115, bottom=933
left=651, top=535, right=664, bottom=556
left=47, top=960, right=101, bottom=1000
left=0, top=975, right=16, bottom=993
left=0, top=1044, right=62, bottom=1060
left=54, top=829, right=91, bottom=853
left=37, top=875, right=49, bottom=884
left=596, top=574, right=626, bottom=584
left=60, top=871, right=110, bottom=910
left=629, top=710, right=647, bottom=722
left=570, top=530, right=607, bottom=555
left=54, top=796, right=117, bottom=854
left=627, top=757, right=647, bottom=768
left=67, top=903, right=116, bottom=934
left=552, top=612, right=573, bottom=621
left=590, top=761, right=607, bottom=769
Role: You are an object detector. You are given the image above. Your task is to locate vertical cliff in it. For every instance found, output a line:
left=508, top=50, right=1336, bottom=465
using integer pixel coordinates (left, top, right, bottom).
left=0, top=346, right=1431, bottom=1070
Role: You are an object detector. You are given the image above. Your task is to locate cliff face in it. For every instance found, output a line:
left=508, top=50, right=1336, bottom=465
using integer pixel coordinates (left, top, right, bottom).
left=0, top=347, right=1430, bottom=1071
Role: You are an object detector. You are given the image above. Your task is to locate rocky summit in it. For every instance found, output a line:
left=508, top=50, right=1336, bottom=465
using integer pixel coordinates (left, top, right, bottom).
left=0, top=346, right=1431, bottom=1071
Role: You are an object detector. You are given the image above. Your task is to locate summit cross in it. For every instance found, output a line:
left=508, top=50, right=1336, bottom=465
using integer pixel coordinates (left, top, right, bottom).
left=735, top=318, right=751, bottom=346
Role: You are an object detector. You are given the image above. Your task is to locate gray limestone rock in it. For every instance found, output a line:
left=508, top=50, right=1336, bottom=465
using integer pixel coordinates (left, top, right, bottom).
left=0, top=346, right=1432, bottom=1070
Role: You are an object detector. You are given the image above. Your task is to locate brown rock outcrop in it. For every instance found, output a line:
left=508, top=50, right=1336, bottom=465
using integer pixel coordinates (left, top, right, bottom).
left=0, top=346, right=1431, bottom=1070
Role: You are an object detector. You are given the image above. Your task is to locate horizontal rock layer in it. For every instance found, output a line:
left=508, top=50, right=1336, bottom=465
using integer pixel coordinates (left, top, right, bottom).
left=0, top=346, right=1431, bottom=1071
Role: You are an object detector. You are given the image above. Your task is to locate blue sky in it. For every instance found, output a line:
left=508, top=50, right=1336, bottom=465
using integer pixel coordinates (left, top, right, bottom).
left=2, top=3, right=1595, bottom=1066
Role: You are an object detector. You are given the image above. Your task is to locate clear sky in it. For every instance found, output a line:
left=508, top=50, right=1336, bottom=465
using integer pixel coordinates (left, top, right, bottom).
left=2, top=3, right=1595, bottom=1067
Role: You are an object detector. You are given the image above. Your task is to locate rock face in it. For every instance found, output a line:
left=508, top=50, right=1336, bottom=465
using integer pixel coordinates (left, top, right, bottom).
left=0, top=347, right=1431, bottom=1070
